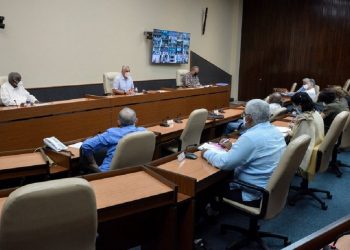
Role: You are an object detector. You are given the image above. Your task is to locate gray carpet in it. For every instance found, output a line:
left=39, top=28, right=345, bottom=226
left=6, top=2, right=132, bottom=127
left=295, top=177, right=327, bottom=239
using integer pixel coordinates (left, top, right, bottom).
left=195, top=150, right=350, bottom=250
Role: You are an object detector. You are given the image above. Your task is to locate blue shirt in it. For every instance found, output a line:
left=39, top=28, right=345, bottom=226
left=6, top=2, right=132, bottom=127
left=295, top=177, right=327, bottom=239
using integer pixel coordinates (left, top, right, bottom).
left=81, top=125, right=146, bottom=172
left=112, top=75, right=134, bottom=92
left=204, top=122, right=286, bottom=201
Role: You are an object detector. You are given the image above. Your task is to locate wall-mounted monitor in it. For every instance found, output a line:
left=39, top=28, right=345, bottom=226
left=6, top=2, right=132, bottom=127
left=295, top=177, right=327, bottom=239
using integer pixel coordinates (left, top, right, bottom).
left=151, top=29, right=190, bottom=64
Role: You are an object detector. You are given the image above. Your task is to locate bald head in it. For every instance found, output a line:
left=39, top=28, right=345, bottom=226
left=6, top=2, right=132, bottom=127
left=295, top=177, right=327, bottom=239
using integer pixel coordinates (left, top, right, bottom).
left=118, top=107, right=137, bottom=127
left=268, top=92, right=282, bottom=104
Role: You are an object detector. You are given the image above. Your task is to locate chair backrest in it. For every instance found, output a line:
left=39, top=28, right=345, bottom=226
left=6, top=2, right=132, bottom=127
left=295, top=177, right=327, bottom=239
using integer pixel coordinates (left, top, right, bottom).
left=318, top=111, right=349, bottom=173
left=290, top=82, right=297, bottom=92
left=109, top=130, right=156, bottom=170
left=343, top=79, right=350, bottom=92
left=102, top=72, right=119, bottom=95
left=0, top=178, right=97, bottom=250
left=270, top=107, right=287, bottom=121
left=265, top=135, right=311, bottom=220
left=340, top=113, right=350, bottom=150
left=0, top=75, right=7, bottom=106
left=180, top=108, right=208, bottom=150
left=176, top=69, right=189, bottom=87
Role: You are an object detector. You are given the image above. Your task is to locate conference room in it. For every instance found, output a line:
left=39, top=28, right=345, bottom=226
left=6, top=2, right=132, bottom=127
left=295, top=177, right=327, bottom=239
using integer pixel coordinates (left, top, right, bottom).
left=1, top=0, right=350, bottom=249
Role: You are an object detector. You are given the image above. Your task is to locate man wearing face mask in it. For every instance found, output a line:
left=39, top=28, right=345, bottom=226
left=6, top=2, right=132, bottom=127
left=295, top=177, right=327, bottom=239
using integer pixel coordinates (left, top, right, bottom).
left=202, top=99, right=286, bottom=207
left=112, top=65, right=135, bottom=95
left=0, top=72, right=38, bottom=106
left=181, top=66, right=201, bottom=88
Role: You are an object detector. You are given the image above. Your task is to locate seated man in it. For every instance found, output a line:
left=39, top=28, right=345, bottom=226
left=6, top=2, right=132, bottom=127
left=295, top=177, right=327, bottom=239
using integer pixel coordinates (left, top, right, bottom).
left=0, top=72, right=38, bottom=106
left=81, top=107, right=145, bottom=172
left=181, top=66, right=201, bottom=88
left=202, top=99, right=286, bottom=207
left=285, top=78, right=317, bottom=102
left=112, top=65, right=134, bottom=95
left=318, top=88, right=348, bottom=133
left=223, top=93, right=282, bottom=135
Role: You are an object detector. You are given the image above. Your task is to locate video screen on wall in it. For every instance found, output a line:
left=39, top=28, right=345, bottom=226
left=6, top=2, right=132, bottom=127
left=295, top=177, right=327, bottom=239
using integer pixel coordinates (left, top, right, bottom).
left=151, top=29, right=190, bottom=64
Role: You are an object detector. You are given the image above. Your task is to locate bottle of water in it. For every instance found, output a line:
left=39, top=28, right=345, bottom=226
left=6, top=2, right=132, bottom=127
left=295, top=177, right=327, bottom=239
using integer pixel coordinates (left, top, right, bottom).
left=135, top=87, right=138, bottom=93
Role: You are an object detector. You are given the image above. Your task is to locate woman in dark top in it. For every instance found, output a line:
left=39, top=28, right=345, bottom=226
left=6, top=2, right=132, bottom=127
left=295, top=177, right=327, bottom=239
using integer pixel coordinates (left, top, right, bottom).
left=318, top=88, right=348, bottom=133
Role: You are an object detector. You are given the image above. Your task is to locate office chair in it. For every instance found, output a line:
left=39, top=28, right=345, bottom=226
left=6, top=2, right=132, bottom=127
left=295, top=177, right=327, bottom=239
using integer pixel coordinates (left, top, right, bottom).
left=102, top=72, right=120, bottom=95
left=221, top=135, right=311, bottom=250
left=289, top=111, right=349, bottom=209
left=176, top=69, right=189, bottom=87
left=0, top=75, right=7, bottom=106
left=270, top=107, right=287, bottom=121
left=165, top=108, right=208, bottom=153
left=0, top=178, right=97, bottom=250
left=339, top=113, right=350, bottom=150
left=343, top=79, right=350, bottom=92
left=330, top=112, right=350, bottom=176
left=290, top=82, right=297, bottom=92
left=109, top=131, right=156, bottom=170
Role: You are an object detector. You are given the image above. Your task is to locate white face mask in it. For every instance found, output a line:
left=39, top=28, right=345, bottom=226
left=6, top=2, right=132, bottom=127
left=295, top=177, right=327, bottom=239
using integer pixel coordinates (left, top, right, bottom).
left=303, top=84, right=308, bottom=90
left=124, top=72, right=130, bottom=78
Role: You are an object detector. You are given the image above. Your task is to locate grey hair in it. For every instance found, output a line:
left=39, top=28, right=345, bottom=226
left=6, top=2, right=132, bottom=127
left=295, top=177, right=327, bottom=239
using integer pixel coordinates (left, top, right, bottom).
left=118, top=107, right=136, bottom=126
left=191, top=66, right=199, bottom=71
left=245, top=99, right=270, bottom=124
left=121, top=65, right=130, bottom=72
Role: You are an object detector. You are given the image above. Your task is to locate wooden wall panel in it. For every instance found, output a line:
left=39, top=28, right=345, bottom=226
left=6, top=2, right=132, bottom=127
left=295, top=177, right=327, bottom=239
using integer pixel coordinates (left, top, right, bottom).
left=239, top=0, right=350, bottom=101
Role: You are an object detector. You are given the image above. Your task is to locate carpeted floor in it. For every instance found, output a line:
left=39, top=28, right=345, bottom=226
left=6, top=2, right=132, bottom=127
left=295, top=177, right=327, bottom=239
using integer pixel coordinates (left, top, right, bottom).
left=195, top=150, right=350, bottom=250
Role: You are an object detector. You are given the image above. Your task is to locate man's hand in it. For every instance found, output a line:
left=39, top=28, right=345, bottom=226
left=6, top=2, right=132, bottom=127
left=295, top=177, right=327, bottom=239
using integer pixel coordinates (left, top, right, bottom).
left=219, top=138, right=232, bottom=150
left=201, top=149, right=208, bottom=159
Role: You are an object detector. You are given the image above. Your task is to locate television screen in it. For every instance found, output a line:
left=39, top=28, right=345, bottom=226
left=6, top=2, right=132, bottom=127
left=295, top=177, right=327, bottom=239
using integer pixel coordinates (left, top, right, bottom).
left=151, top=29, right=190, bottom=64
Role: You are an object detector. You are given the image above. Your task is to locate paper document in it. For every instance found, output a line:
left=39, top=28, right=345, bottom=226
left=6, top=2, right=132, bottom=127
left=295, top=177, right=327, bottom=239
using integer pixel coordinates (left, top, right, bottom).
left=198, top=142, right=227, bottom=154
left=68, top=142, right=83, bottom=149
left=275, top=126, right=291, bottom=133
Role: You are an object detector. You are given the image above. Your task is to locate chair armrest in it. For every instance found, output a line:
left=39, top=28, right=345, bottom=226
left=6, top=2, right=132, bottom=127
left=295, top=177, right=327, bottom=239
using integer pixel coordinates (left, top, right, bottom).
left=230, top=179, right=269, bottom=217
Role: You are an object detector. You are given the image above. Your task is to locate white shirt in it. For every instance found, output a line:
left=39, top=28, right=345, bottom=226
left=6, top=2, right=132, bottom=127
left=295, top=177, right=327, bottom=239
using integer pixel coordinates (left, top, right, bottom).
left=305, top=88, right=317, bottom=102
left=0, top=81, right=37, bottom=106
left=269, top=103, right=282, bottom=116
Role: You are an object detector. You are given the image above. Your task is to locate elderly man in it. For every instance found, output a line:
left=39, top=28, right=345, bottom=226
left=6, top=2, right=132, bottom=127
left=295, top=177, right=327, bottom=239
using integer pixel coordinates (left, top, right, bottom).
left=81, top=107, right=145, bottom=172
left=181, top=66, right=201, bottom=88
left=203, top=99, right=286, bottom=207
left=112, top=65, right=134, bottom=95
left=0, top=72, right=38, bottom=106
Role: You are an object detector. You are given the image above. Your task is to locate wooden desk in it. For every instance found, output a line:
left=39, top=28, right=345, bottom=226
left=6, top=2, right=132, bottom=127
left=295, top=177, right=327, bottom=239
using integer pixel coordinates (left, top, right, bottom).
left=272, top=120, right=290, bottom=128
left=0, top=166, right=178, bottom=250
left=147, top=107, right=243, bottom=143
left=148, top=151, right=230, bottom=250
left=0, top=151, right=49, bottom=181
left=0, top=86, right=230, bottom=152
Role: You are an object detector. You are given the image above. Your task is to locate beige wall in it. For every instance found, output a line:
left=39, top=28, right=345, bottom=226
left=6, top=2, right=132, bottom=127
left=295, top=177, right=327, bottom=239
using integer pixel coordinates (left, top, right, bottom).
left=0, top=0, right=242, bottom=98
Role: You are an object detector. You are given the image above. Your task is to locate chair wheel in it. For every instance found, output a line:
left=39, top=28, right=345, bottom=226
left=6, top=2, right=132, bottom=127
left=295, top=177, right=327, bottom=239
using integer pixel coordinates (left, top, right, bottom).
left=321, top=204, right=328, bottom=210
left=327, top=194, right=332, bottom=199
left=284, top=240, right=291, bottom=246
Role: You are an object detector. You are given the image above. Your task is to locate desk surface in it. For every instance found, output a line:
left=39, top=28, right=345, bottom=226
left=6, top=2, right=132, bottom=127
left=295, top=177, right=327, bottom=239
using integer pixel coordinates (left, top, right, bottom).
left=272, top=120, right=290, bottom=128
left=157, top=151, right=220, bottom=182
left=90, top=171, right=172, bottom=210
left=148, top=107, right=243, bottom=135
left=0, top=152, right=46, bottom=170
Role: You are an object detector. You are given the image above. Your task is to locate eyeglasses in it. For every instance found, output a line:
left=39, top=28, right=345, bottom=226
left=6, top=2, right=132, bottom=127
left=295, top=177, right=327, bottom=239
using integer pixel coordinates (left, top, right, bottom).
left=241, top=112, right=252, bottom=118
